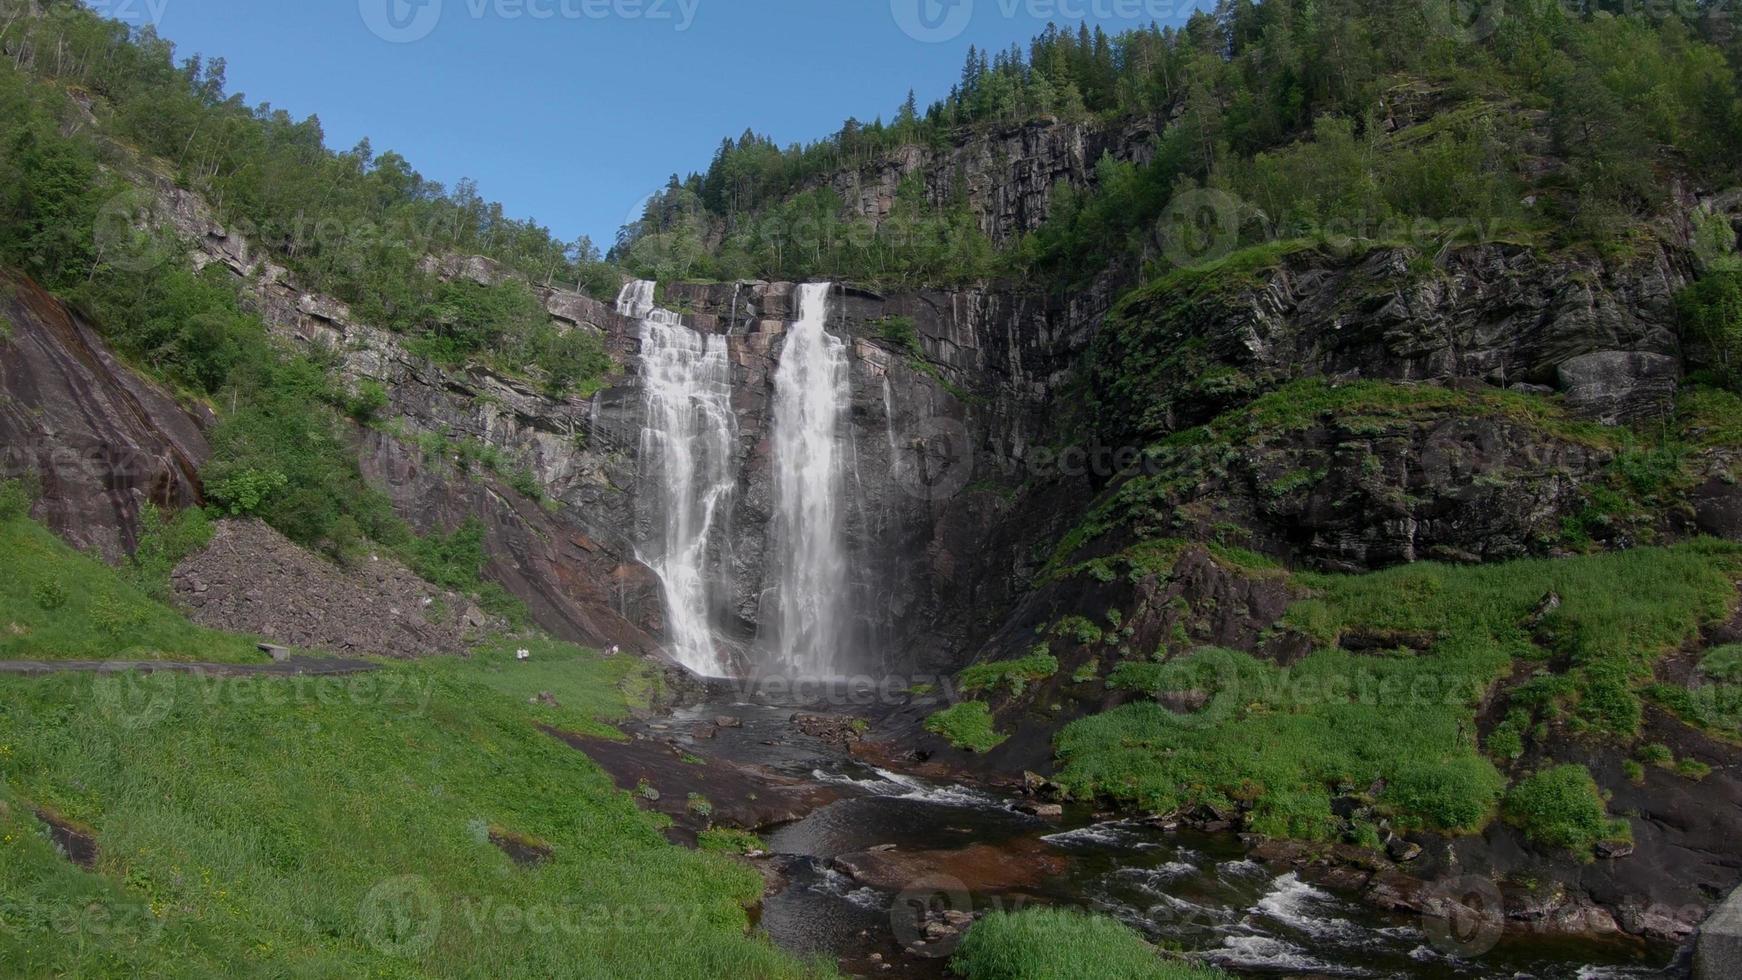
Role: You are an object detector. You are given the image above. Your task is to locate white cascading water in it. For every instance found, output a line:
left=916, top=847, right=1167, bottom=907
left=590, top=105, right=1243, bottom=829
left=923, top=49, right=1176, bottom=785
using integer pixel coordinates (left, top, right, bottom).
left=767, top=283, right=852, bottom=677
left=618, top=280, right=737, bottom=677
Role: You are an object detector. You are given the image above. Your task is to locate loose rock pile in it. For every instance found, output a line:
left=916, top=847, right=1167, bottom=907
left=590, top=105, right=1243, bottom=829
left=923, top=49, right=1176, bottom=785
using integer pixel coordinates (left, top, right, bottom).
left=172, top=519, right=496, bottom=658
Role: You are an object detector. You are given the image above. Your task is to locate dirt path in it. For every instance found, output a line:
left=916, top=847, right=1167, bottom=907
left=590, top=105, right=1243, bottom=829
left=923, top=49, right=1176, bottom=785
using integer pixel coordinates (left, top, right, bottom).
left=0, top=657, right=378, bottom=677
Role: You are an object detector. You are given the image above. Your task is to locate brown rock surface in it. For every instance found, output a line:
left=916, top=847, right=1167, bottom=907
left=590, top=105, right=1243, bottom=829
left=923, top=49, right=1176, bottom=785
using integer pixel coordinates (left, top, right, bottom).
left=832, top=838, right=1067, bottom=893
left=172, top=519, right=492, bottom=658
left=0, top=273, right=209, bottom=561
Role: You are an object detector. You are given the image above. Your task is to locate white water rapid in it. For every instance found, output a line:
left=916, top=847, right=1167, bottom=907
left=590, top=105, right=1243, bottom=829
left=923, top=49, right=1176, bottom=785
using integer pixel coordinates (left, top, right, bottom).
left=618, top=280, right=737, bottom=677
left=766, top=283, right=853, bottom=677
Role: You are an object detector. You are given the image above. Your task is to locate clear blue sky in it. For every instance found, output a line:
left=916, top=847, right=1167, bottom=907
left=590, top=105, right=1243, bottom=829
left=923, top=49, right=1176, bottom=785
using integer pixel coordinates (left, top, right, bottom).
left=108, top=0, right=1209, bottom=246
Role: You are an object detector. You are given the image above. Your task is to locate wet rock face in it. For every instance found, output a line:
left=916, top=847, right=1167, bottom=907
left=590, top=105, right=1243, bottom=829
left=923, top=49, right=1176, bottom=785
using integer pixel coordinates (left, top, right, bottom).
left=356, top=429, right=670, bottom=658
left=1167, top=412, right=1614, bottom=571
left=0, top=273, right=210, bottom=561
left=659, top=277, right=1121, bottom=674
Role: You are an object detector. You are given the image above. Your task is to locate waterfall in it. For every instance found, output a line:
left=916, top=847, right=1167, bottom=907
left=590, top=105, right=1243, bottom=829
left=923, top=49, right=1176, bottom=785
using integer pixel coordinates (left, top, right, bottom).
left=618, top=280, right=737, bottom=677
left=766, top=283, right=853, bottom=678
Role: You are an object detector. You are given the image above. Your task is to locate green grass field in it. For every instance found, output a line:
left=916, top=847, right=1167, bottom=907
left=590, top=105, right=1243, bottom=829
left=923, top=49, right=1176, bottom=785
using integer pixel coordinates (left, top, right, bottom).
left=0, top=515, right=269, bottom=664
left=0, top=508, right=822, bottom=977
left=0, top=649, right=819, bottom=977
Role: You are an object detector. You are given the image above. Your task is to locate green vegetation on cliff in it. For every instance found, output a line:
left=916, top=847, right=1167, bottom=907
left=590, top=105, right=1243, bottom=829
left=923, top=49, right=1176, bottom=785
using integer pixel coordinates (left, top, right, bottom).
left=1053, top=542, right=1740, bottom=845
left=618, top=0, right=1742, bottom=287
left=0, top=4, right=609, bottom=579
left=1502, top=764, right=1631, bottom=857
left=926, top=700, right=1009, bottom=753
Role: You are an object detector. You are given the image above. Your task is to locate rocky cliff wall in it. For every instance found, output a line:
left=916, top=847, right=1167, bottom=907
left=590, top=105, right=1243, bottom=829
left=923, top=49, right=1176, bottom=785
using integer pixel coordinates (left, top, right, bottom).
left=0, top=272, right=210, bottom=561
left=102, top=160, right=1730, bottom=677
left=802, top=116, right=1163, bottom=246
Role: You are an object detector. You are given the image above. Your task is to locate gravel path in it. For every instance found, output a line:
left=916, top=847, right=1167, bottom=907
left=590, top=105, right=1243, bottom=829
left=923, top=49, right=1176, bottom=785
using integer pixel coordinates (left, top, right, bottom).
left=0, top=657, right=378, bottom=677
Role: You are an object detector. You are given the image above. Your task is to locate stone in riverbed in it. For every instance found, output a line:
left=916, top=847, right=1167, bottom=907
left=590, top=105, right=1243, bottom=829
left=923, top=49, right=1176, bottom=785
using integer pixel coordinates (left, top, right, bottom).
left=832, top=839, right=1066, bottom=893
left=1385, top=836, right=1423, bottom=863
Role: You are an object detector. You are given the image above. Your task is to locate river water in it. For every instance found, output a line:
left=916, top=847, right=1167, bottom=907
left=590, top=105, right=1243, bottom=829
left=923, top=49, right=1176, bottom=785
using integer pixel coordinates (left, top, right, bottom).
left=659, top=694, right=1681, bottom=979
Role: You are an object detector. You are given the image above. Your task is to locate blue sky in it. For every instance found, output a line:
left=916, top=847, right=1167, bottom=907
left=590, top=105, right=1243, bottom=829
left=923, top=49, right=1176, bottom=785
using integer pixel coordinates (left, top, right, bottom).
left=105, top=0, right=1209, bottom=246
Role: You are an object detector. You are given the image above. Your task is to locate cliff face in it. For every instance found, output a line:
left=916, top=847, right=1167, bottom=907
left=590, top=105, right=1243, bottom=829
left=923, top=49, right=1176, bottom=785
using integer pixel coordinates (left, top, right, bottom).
left=20, top=134, right=1730, bottom=680
left=139, top=165, right=1728, bottom=674
left=0, top=272, right=210, bottom=561
left=802, top=116, right=1163, bottom=245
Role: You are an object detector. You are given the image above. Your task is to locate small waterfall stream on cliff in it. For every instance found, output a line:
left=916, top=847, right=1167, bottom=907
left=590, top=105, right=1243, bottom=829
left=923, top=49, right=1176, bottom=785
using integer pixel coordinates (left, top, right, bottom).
left=765, top=283, right=853, bottom=677
left=618, top=280, right=736, bottom=676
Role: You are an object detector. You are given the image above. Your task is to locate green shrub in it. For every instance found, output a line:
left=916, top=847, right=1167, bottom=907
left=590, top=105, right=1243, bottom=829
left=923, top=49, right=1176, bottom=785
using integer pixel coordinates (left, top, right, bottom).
left=925, top=701, right=1007, bottom=753
left=345, top=379, right=389, bottom=422
left=1485, top=710, right=1528, bottom=762
left=1637, top=743, right=1674, bottom=766
left=1702, top=645, right=1742, bottom=682
left=1282, top=599, right=1340, bottom=647
left=403, top=520, right=527, bottom=623
left=1503, top=765, right=1629, bottom=857
left=1049, top=616, right=1104, bottom=646
left=686, top=793, right=713, bottom=818
left=873, top=315, right=919, bottom=353
left=1675, top=758, right=1713, bottom=781
left=1678, top=271, right=1742, bottom=386
left=958, top=651, right=1059, bottom=697
left=205, top=467, right=289, bottom=518
left=126, top=505, right=214, bottom=600
left=31, top=579, right=67, bottom=612
left=0, top=478, right=35, bottom=521
left=92, top=593, right=150, bottom=639
left=952, top=907, right=1227, bottom=980
left=507, top=468, right=545, bottom=501
left=1385, top=758, right=1507, bottom=833
left=697, top=828, right=764, bottom=854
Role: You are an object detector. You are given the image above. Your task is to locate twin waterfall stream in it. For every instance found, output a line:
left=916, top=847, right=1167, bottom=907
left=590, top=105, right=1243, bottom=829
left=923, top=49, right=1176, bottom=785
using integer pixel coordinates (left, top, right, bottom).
left=616, top=280, right=850, bottom=679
